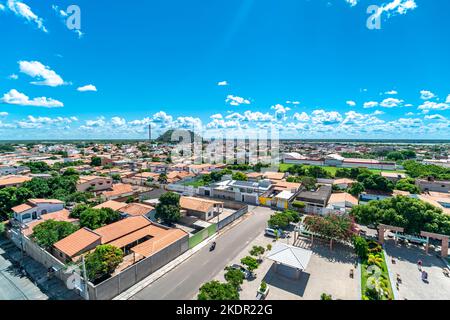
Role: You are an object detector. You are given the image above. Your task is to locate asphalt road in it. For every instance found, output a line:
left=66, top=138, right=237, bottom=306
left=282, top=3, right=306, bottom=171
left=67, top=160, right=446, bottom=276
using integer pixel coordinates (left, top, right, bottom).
left=131, top=206, right=273, bottom=300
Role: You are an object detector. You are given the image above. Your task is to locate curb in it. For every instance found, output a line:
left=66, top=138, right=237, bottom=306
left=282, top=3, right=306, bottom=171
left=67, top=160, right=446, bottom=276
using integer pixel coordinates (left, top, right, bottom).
left=113, top=233, right=218, bottom=300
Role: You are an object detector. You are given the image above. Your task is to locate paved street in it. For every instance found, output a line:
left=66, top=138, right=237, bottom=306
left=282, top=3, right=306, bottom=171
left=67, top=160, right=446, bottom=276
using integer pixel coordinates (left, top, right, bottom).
left=385, top=241, right=450, bottom=300
left=0, top=239, right=48, bottom=300
left=130, top=206, right=274, bottom=300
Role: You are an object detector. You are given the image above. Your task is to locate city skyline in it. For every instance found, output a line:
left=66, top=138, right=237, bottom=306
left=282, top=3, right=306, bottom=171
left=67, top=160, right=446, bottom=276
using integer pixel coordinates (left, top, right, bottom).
left=1, top=0, right=449, bottom=139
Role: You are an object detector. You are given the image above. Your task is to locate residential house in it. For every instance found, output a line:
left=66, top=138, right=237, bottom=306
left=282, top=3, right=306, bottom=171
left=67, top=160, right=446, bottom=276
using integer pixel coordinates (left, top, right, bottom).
left=101, top=183, right=135, bottom=201
left=12, top=199, right=65, bottom=224
left=381, top=172, right=407, bottom=183
left=324, top=192, right=359, bottom=214
left=180, top=196, right=223, bottom=221
left=295, top=185, right=332, bottom=215
left=76, top=175, right=113, bottom=192
left=118, top=203, right=155, bottom=219
left=416, top=177, right=450, bottom=193
left=0, top=175, right=32, bottom=189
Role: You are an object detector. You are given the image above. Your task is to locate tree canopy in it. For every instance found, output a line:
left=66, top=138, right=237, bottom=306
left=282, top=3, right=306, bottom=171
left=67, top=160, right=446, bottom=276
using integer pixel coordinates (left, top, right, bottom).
left=402, top=160, right=450, bottom=180
left=85, top=244, right=123, bottom=283
left=303, top=213, right=356, bottom=241
left=155, top=192, right=181, bottom=224
left=351, top=195, right=450, bottom=235
left=32, top=220, right=79, bottom=249
left=197, top=280, right=239, bottom=300
left=79, top=208, right=120, bottom=230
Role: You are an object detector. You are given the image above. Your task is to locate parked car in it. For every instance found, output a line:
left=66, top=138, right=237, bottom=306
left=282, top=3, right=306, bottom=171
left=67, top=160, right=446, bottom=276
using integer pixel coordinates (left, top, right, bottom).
left=230, top=264, right=251, bottom=279
left=265, top=227, right=285, bottom=238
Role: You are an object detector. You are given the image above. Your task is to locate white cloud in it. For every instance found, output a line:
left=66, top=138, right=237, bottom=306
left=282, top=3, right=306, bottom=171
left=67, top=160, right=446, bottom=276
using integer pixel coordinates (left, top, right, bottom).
left=380, top=97, right=403, bottom=108
left=0, top=112, right=8, bottom=117
left=346, top=100, right=356, bottom=107
left=0, top=3, right=5, bottom=10
left=373, top=110, right=385, bottom=116
left=420, top=90, right=436, bottom=100
left=424, top=114, right=447, bottom=122
left=311, top=110, right=343, bottom=125
left=8, top=74, right=18, bottom=80
left=345, top=0, right=358, bottom=6
left=385, top=90, right=398, bottom=95
left=271, top=104, right=290, bottom=120
left=405, top=112, right=415, bottom=116
left=152, top=111, right=173, bottom=124
left=217, top=81, right=228, bottom=86
left=77, top=84, right=97, bottom=92
left=293, top=112, right=310, bottom=122
left=85, top=117, right=106, bottom=127
left=1, top=89, right=63, bottom=108
left=418, top=101, right=450, bottom=111
left=363, top=101, right=379, bottom=108
left=446, top=94, right=450, bottom=104
left=111, top=117, right=126, bottom=127
left=373, top=0, right=418, bottom=20
left=6, top=0, right=48, bottom=32
left=226, top=95, right=251, bottom=106
left=210, top=114, right=223, bottom=119
left=286, top=101, right=300, bottom=105
left=226, top=111, right=274, bottom=123
left=19, top=60, right=65, bottom=87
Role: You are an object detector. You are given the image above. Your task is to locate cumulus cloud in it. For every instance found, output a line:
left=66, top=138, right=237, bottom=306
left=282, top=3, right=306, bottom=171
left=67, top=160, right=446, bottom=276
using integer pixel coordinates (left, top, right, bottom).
left=424, top=114, right=447, bottom=122
left=226, top=95, right=251, bottom=106
left=271, top=104, right=290, bottom=120
left=372, top=0, right=418, bottom=20
left=0, top=112, right=8, bottom=117
left=8, top=74, right=18, bottom=80
left=420, top=90, right=436, bottom=100
left=385, top=90, right=398, bottom=95
left=293, top=112, right=310, bottom=122
left=77, top=84, right=97, bottom=92
left=1, top=89, right=63, bottom=108
left=418, top=101, right=450, bottom=111
left=380, top=97, right=403, bottom=108
left=19, top=60, right=65, bottom=87
left=111, top=117, right=126, bottom=127
left=311, top=110, right=343, bottom=125
left=6, top=0, right=48, bottom=32
left=446, top=94, right=450, bottom=104
left=217, top=81, right=228, bottom=86
left=363, top=101, right=379, bottom=108
left=346, top=100, right=356, bottom=107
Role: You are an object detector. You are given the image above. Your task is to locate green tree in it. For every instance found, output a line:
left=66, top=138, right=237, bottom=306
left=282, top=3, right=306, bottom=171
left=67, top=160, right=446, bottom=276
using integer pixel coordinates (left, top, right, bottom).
left=351, top=195, right=450, bottom=235
left=352, top=235, right=369, bottom=259
left=197, top=280, right=239, bottom=300
left=395, top=178, right=420, bottom=194
left=32, top=220, right=79, bottom=249
left=232, top=172, right=248, bottom=181
left=155, top=192, right=181, bottom=224
left=90, top=157, right=102, bottom=167
left=70, top=204, right=91, bottom=219
left=158, top=173, right=168, bottom=184
left=292, top=201, right=306, bottom=211
left=79, top=208, right=120, bottom=230
left=240, top=256, right=259, bottom=273
left=85, top=244, right=123, bottom=282
left=249, top=245, right=265, bottom=262
left=320, top=293, right=333, bottom=300
left=268, top=212, right=290, bottom=229
left=224, top=267, right=244, bottom=289
left=349, top=182, right=365, bottom=197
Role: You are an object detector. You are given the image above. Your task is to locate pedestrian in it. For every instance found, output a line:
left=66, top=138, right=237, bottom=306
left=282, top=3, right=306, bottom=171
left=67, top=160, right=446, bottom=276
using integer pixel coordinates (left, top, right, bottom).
left=417, top=259, right=422, bottom=271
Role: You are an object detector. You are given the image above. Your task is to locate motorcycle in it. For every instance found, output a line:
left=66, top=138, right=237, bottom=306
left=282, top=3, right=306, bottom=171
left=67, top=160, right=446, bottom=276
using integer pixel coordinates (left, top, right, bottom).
left=210, top=242, right=216, bottom=251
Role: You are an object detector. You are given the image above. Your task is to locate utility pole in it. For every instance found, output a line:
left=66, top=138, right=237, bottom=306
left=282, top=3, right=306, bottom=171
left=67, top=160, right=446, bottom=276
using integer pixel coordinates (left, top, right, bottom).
left=81, top=255, right=89, bottom=300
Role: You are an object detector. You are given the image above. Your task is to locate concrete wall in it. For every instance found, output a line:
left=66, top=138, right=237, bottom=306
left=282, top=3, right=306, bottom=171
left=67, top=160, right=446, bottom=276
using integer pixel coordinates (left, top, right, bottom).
left=87, top=234, right=189, bottom=300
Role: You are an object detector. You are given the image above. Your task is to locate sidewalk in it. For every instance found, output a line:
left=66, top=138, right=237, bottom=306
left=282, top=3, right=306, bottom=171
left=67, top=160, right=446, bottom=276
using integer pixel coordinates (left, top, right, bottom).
left=114, top=207, right=257, bottom=300
left=114, top=233, right=218, bottom=300
left=0, top=238, right=81, bottom=300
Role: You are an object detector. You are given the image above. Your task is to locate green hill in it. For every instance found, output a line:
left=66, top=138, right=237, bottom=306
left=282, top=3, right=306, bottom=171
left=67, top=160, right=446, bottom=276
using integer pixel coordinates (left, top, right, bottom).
left=156, top=129, right=202, bottom=143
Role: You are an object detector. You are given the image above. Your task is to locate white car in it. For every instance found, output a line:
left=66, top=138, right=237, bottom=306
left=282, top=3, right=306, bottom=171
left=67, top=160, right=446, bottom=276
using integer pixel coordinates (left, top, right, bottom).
left=265, top=228, right=284, bottom=238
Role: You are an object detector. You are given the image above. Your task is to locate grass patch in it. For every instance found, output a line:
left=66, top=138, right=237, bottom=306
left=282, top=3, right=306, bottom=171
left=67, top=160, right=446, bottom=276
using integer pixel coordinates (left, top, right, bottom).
left=279, top=164, right=405, bottom=177
left=360, top=248, right=394, bottom=300
left=183, top=179, right=207, bottom=187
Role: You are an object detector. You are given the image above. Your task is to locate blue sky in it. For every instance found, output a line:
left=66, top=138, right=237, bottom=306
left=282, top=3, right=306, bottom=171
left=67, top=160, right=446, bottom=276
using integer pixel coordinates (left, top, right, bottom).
left=0, top=0, right=449, bottom=139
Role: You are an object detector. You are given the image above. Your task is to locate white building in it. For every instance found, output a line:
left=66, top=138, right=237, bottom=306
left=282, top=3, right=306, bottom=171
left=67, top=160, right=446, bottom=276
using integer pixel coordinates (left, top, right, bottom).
left=12, top=199, right=65, bottom=224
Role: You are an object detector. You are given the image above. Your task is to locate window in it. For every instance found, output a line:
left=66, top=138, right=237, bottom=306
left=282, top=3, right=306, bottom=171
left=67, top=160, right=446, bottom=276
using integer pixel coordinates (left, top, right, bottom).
left=22, top=213, right=31, bottom=220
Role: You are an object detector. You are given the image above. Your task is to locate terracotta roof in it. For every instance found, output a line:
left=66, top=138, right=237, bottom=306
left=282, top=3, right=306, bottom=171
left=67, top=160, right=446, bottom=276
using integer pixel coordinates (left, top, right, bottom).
left=54, top=228, right=101, bottom=258
left=95, top=216, right=151, bottom=244
left=131, top=228, right=187, bottom=258
left=78, top=175, right=110, bottom=183
left=333, top=178, right=356, bottom=184
left=23, top=209, right=77, bottom=237
left=118, top=203, right=154, bottom=216
left=12, top=203, right=34, bottom=214
left=102, top=183, right=134, bottom=198
left=274, top=180, right=301, bottom=191
left=328, top=193, right=358, bottom=206
left=93, top=200, right=127, bottom=211
left=263, top=172, right=285, bottom=181
left=180, top=196, right=222, bottom=213
left=246, top=172, right=264, bottom=178
left=29, top=199, right=64, bottom=204
left=0, top=175, right=32, bottom=186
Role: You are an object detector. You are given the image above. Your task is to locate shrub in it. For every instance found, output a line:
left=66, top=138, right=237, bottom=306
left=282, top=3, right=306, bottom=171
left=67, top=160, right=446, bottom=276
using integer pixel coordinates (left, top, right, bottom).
left=320, top=293, right=332, bottom=300
left=292, top=201, right=305, bottom=210
left=240, top=256, right=259, bottom=273
left=224, top=268, right=244, bottom=289
left=352, top=235, right=369, bottom=259
left=259, top=281, right=267, bottom=292
left=85, top=244, right=123, bottom=282
left=198, top=281, right=239, bottom=300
